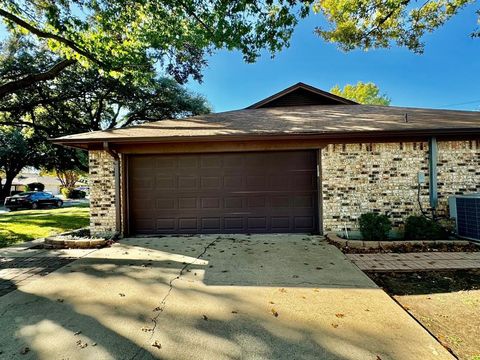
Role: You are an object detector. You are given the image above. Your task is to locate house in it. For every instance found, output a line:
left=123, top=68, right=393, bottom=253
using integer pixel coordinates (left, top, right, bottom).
left=1, top=172, right=63, bottom=195
left=53, top=83, right=480, bottom=237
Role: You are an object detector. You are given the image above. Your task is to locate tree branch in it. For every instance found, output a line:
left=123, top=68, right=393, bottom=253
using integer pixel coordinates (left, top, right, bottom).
left=0, top=9, right=105, bottom=67
left=364, top=0, right=410, bottom=38
left=0, top=58, right=75, bottom=97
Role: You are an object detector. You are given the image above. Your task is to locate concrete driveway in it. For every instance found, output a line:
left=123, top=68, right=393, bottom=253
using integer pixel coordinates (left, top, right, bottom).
left=0, top=235, right=452, bottom=360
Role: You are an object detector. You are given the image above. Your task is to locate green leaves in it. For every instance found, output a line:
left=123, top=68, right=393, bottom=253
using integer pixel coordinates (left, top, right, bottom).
left=0, top=0, right=306, bottom=86
left=313, top=0, right=474, bottom=53
left=330, top=81, right=391, bottom=106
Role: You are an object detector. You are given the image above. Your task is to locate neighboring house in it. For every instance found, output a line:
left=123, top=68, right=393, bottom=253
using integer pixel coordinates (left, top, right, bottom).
left=53, top=83, right=480, bottom=237
left=0, top=173, right=62, bottom=195
left=1, top=172, right=88, bottom=196
left=0, top=179, right=26, bottom=194
left=19, top=174, right=63, bottom=194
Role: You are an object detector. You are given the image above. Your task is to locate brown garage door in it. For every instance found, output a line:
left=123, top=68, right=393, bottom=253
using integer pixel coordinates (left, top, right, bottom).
left=128, top=150, right=318, bottom=234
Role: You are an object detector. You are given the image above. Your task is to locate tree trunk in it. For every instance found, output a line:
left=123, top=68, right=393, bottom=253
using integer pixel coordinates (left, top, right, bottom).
left=0, top=174, right=15, bottom=203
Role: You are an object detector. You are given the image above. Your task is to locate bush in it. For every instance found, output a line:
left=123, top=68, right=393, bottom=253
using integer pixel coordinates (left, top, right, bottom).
left=404, top=215, right=449, bottom=240
left=358, top=212, right=392, bottom=241
left=61, top=188, right=86, bottom=199
left=25, top=182, right=45, bottom=191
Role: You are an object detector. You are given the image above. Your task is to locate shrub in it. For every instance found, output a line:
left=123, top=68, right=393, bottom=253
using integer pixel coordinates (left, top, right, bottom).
left=61, top=188, right=86, bottom=199
left=25, top=182, right=45, bottom=191
left=358, top=212, right=392, bottom=241
left=404, top=215, right=449, bottom=240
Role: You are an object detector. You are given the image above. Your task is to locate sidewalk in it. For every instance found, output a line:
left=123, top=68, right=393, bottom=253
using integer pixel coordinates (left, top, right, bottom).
left=347, top=252, right=480, bottom=271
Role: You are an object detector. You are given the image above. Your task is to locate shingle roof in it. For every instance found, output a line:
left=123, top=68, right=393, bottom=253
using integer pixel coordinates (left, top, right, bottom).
left=53, top=104, right=480, bottom=146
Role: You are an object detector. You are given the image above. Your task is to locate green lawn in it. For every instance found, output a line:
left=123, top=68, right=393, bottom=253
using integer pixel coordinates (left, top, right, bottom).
left=0, top=205, right=90, bottom=247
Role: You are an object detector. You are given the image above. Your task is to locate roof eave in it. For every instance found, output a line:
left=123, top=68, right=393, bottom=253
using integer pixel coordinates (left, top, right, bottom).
left=51, top=127, right=480, bottom=149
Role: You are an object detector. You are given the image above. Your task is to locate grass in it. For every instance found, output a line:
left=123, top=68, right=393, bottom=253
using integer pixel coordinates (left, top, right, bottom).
left=0, top=204, right=90, bottom=247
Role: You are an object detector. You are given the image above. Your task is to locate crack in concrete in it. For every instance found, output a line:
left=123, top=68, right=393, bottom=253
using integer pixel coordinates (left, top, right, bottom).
left=148, top=237, right=219, bottom=336
left=131, top=237, right=220, bottom=360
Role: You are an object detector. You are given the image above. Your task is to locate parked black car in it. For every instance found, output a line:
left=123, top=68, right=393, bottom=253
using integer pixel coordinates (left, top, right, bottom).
left=4, top=191, right=63, bottom=210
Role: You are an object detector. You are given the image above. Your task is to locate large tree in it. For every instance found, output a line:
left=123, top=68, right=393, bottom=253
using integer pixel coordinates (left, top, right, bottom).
left=313, top=0, right=476, bottom=53
left=0, top=126, right=40, bottom=200
left=0, top=38, right=211, bottom=198
left=330, top=82, right=391, bottom=105
left=0, top=0, right=310, bottom=96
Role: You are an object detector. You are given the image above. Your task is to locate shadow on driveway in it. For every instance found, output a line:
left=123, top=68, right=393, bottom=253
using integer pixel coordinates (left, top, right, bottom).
left=0, top=234, right=454, bottom=359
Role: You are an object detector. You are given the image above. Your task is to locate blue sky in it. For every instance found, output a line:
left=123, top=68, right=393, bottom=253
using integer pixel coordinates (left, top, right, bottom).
left=189, top=3, right=480, bottom=113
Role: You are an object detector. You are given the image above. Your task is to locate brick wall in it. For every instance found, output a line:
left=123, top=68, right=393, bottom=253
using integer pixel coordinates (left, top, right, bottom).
left=88, top=141, right=480, bottom=236
left=322, top=140, right=480, bottom=232
left=89, top=151, right=118, bottom=237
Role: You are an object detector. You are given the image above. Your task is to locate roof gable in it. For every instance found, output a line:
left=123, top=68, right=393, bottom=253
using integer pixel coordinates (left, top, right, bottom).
left=246, top=82, right=357, bottom=109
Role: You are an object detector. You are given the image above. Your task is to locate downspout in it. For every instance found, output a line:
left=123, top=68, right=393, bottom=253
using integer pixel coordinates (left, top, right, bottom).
left=428, top=137, right=438, bottom=218
left=103, top=141, right=121, bottom=236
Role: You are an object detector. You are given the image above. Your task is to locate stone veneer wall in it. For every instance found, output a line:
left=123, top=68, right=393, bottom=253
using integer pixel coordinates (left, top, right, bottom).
left=322, top=140, right=480, bottom=232
left=89, top=150, right=118, bottom=237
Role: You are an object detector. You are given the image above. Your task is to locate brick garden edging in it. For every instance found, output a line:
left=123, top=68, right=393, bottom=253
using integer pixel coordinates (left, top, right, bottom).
left=326, top=232, right=471, bottom=249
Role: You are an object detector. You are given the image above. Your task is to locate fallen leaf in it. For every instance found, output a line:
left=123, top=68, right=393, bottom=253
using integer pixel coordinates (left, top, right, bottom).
left=202, top=315, right=208, bottom=321
left=76, top=340, right=88, bottom=349
left=151, top=341, right=162, bottom=349
left=271, top=308, right=279, bottom=317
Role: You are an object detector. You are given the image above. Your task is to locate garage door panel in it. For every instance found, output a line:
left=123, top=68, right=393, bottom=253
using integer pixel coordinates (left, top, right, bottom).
left=156, top=218, right=176, bottom=231
left=129, top=151, right=318, bottom=234
left=294, top=216, right=315, bottom=229
left=224, top=217, right=244, bottom=230
left=155, top=176, right=176, bottom=189
left=156, top=198, right=176, bottom=210
left=247, top=217, right=267, bottom=230
left=177, top=156, right=198, bottom=168
left=201, top=217, right=221, bottom=230
left=178, top=218, right=197, bottom=231
left=178, top=176, right=197, bottom=190
left=178, top=197, right=197, bottom=209
left=155, top=157, right=176, bottom=168
left=224, top=197, right=243, bottom=209
left=271, top=216, right=291, bottom=230
left=201, top=176, right=222, bottom=189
